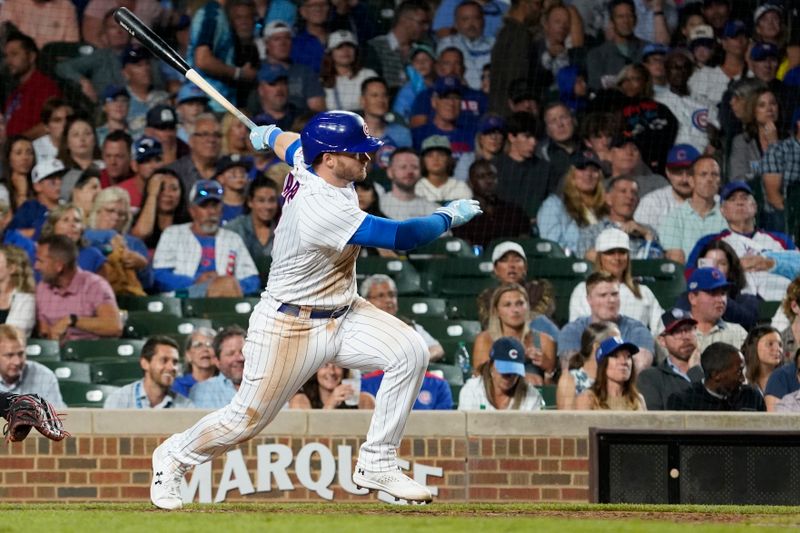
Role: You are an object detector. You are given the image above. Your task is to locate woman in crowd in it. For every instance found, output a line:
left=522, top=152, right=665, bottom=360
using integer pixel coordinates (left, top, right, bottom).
left=221, top=112, right=254, bottom=158
left=0, top=245, right=35, bottom=338
left=729, top=87, right=782, bottom=182
left=225, top=175, right=280, bottom=270
left=57, top=116, right=104, bottom=198
left=40, top=204, right=106, bottom=275
left=575, top=336, right=646, bottom=411
left=288, top=363, right=374, bottom=409
left=556, top=321, right=620, bottom=410
left=69, top=168, right=103, bottom=223
left=85, top=187, right=153, bottom=293
left=320, top=30, right=377, bottom=112
left=1, top=135, right=35, bottom=210
left=677, top=240, right=759, bottom=329
left=537, top=152, right=607, bottom=255
left=415, top=136, right=472, bottom=203
left=568, top=229, right=663, bottom=333
left=453, top=114, right=506, bottom=182
left=472, top=283, right=557, bottom=385
left=458, top=336, right=545, bottom=411
left=743, top=325, right=784, bottom=395
left=131, top=168, right=190, bottom=253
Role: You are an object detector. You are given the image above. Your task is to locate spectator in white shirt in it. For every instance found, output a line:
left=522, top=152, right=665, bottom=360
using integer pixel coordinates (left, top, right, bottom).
left=634, top=143, right=699, bottom=229
left=415, top=135, right=472, bottom=203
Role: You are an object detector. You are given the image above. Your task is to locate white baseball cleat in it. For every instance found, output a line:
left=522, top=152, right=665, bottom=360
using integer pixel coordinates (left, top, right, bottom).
left=353, top=466, right=433, bottom=504
left=150, top=442, right=184, bottom=510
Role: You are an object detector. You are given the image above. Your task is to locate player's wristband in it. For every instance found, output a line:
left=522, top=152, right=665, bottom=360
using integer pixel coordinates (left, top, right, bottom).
left=267, top=127, right=283, bottom=148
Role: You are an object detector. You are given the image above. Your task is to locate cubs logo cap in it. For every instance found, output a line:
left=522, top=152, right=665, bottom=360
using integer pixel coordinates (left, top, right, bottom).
left=666, top=144, right=700, bottom=168
left=595, top=336, right=639, bottom=362
left=751, top=42, right=779, bottom=62
left=489, top=337, right=526, bottom=377
left=660, top=308, right=698, bottom=335
left=687, top=267, right=731, bottom=292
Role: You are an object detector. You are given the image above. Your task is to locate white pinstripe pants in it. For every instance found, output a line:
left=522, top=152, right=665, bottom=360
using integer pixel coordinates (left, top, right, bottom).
left=165, top=295, right=429, bottom=473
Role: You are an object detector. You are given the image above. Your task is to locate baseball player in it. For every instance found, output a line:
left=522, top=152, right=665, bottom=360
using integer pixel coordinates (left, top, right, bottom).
left=150, top=110, right=481, bottom=509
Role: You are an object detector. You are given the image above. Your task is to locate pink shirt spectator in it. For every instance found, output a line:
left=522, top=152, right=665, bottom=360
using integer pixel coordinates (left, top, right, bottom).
left=83, top=0, right=161, bottom=27
left=0, top=0, right=80, bottom=49
left=35, top=268, right=118, bottom=341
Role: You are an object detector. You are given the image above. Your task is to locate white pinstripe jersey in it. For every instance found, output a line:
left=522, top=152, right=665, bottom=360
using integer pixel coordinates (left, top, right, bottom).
left=265, top=147, right=367, bottom=307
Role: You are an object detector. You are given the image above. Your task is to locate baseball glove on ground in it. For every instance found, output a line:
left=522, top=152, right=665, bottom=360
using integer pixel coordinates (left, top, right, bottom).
left=3, top=394, right=69, bottom=442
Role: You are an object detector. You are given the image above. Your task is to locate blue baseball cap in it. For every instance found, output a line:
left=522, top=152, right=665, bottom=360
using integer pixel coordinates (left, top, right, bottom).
left=214, top=154, right=253, bottom=178
left=477, top=114, right=505, bottom=134
left=595, top=336, right=639, bottom=362
left=688, top=267, right=731, bottom=293
left=189, top=179, right=224, bottom=205
left=722, top=20, right=748, bottom=39
left=642, top=43, right=669, bottom=60
left=570, top=150, right=603, bottom=170
left=666, top=144, right=701, bottom=168
left=121, top=44, right=150, bottom=66
left=720, top=180, right=754, bottom=201
left=750, top=42, right=779, bottom=61
left=102, top=84, right=128, bottom=102
left=434, top=76, right=463, bottom=97
left=146, top=104, right=177, bottom=129
left=177, top=83, right=209, bottom=105
left=133, top=136, right=163, bottom=163
left=489, top=337, right=526, bottom=377
left=258, top=63, right=289, bottom=84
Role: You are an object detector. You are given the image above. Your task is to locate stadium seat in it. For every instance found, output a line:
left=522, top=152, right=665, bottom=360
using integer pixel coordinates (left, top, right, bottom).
left=116, top=295, right=183, bottom=316
left=182, top=297, right=260, bottom=318
left=428, top=362, right=465, bottom=409
left=416, top=318, right=481, bottom=364
left=527, top=258, right=592, bottom=325
left=631, top=259, right=686, bottom=310
left=355, top=257, right=423, bottom=295
left=59, top=381, right=119, bottom=408
left=123, top=313, right=213, bottom=339
left=445, top=296, right=481, bottom=321
left=62, top=339, right=146, bottom=361
left=487, top=237, right=566, bottom=259
left=210, top=313, right=251, bottom=330
left=536, top=384, right=557, bottom=410
left=407, top=236, right=475, bottom=259
left=40, top=360, right=92, bottom=383
left=91, top=361, right=143, bottom=386
left=25, top=339, right=61, bottom=361
left=421, top=257, right=495, bottom=296
left=398, top=297, right=448, bottom=319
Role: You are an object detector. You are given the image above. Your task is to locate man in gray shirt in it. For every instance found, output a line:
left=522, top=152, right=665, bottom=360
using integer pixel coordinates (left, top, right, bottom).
left=0, top=324, right=64, bottom=407
left=379, top=147, right=438, bottom=220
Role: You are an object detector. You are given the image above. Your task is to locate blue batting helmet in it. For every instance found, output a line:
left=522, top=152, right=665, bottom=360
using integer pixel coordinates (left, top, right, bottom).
left=301, top=111, right=383, bottom=164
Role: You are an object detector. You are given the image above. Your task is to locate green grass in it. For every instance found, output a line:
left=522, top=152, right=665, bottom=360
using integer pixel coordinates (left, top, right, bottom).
left=2, top=503, right=799, bottom=533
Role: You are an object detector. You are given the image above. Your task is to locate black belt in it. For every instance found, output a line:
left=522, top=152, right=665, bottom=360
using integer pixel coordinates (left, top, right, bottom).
left=277, top=303, right=349, bottom=319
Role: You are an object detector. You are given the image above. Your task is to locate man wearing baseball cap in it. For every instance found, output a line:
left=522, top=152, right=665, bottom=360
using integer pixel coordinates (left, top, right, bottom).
left=688, top=20, right=748, bottom=113
left=637, top=309, right=703, bottom=410
left=666, top=341, right=765, bottom=411
left=457, top=337, right=545, bottom=411
left=175, top=84, right=210, bottom=144
left=120, top=44, right=169, bottom=139
left=686, top=24, right=716, bottom=68
left=685, top=267, right=747, bottom=353
left=655, top=50, right=709, bottom=154
left=753, top=3, right=783, bottom=46
left=145, top=104, right=189, bottom=165
left=634, top=144, right=699, bottom=229
left=415, top=135, right=472, bottom=203
left=152, top=179, right=260, bottom=298
left=9, top=159, right=66, bottom=239
left=410, top=75, right=476, bottom=158
left=686, top=180, right=793, bottom=302
left=213, top=154, right=253, bottom=223
left=118, top=136, right=164, bottom=210
left=254, top=63, right=298, bottom=131
left=641, top=43, right=669, bottom=96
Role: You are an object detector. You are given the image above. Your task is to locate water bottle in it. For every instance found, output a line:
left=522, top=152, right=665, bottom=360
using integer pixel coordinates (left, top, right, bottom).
left=343, top=369, right=361, bottom=407
left=455, top=342, right=471, bottom=381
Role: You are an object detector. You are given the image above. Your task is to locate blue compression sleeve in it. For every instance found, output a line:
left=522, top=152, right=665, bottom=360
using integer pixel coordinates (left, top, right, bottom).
left=285, top=139, right=301, bottom=163
left=348, top=213, right=450, bottom=250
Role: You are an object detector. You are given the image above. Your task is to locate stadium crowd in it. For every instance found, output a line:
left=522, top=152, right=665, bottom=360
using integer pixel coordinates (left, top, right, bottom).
left=0, top=0, right=800, bottom=413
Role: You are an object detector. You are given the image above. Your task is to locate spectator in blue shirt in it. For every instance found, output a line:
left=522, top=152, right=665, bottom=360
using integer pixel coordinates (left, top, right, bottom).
left=173, top=327, right=219, bottom=398
left=362, top=369, right=453, bottom=410
left=0, top=202, right=35, bottom=266
left=411, top=76, right=476, bottom=159
left=290, top=0, right=330, bottom=73
left=190, top=325, right=245, bottom=408
left=9, top=158, right=65, bottom=240
left=214, top=154, right=252, bottom=224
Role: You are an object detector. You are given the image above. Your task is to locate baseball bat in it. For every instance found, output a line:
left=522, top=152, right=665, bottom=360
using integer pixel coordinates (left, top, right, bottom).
left=113, top=7, right=257, bottom=131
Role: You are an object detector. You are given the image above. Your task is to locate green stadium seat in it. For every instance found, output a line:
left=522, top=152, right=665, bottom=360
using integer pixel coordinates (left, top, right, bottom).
left=116, top=295, right=183, bottom=316
left=25, top=339, right=61, bottom=361
left=536, top=384, right=557, bottom=410
left=210, top=313, right=251, bottom=330
left=123, top=313, right=213, bottom=339
left=632, top=259, right=686, bottom=310
left=446, top=296, right=481, bottom=321
left=59, top=381, right=119, bottom=408
left=397, top=297, right=448, bottom=319
left=40, top=361, right=92, bottom=383
left=408, top=236, right=475, bottom=259
left=527, top=258, right=592, bottom=325
left=355, top=257, right=423, bottom=295
left=182, top=297, right=260, bottom=318
left=421, top=257, right=495, bottom=296
left=487, top=237, right=566, bottom=259
left=91, top=361, right=142, bottom=386
left=62, top=339, right=146, bottom=361
left=417, top=318, right=481, bottom=364
left=427, top=362, right=465, bottom=409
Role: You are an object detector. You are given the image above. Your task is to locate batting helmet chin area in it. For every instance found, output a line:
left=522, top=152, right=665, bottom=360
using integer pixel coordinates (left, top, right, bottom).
left=301, top=111, right=384, bottom=164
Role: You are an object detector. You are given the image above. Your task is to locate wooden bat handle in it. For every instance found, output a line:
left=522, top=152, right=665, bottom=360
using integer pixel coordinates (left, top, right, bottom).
left=185, top=70, right=257, bottom=131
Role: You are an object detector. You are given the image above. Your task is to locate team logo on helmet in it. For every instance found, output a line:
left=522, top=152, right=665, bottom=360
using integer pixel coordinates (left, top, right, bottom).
left=363, top=122, right=371, bottom=137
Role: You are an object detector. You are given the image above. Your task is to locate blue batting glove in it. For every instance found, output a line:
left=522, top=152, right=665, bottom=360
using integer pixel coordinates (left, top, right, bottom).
left=435, top=199, right=483, bottom=228
left=249, top=125, right=277, bottom=151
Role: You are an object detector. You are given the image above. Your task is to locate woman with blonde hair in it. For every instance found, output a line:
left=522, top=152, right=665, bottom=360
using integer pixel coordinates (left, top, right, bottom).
left=0, top=244, right=36, bottom=337
left=537, top=152, right=607, bottom=254
left=221, top=111, right=255, bottom=157
left=472, top=283, right=557, bottom=385
left=575, top=336, right=646, bottom=411
left=556, top=321, right=620, bottom=410
left=568, top=228, right=664, bottom=332
left=40, top=204, right=106, bottom=275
